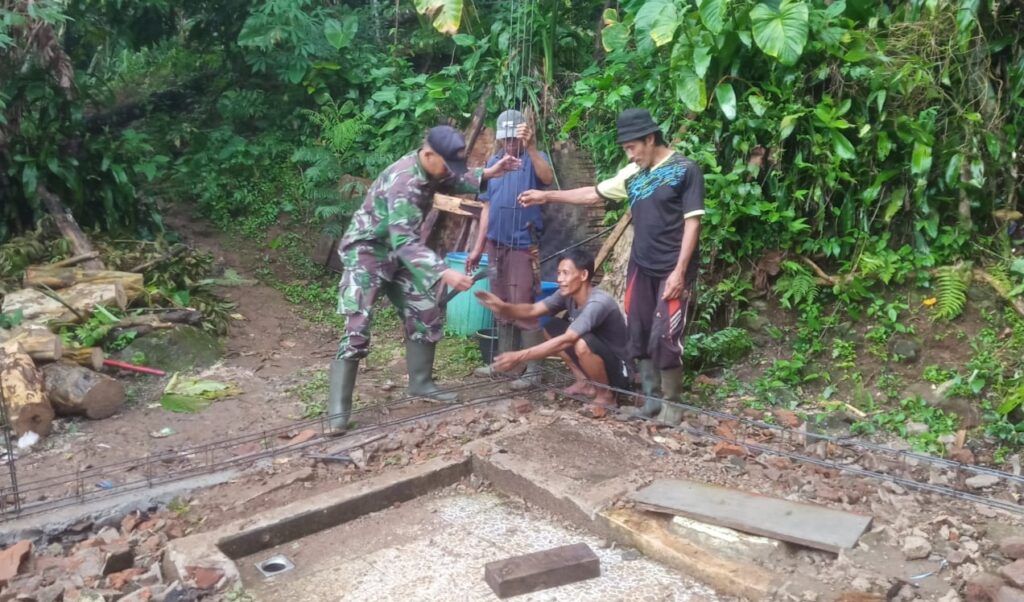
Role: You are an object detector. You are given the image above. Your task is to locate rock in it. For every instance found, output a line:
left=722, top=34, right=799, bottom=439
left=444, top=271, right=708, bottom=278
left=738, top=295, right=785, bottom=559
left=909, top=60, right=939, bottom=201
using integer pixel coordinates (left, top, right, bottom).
left=948, top=550, right=971, bottom=566
left=511, top=398, right=533, bottom=415
left=34, top=583, right=65, bottom=602
left=890, top=336, right=921, bottom=362
left=937, top=590, right=962, bottom=602
left=133, top=562, right=163, bottom=588
left=905, top=421, right=930, bottom=436
left=902, top=536, right=932, bottom=560
left=100, top=543, right=134, bottom=575
left=96, top=527, right=120, bottom=545
left=950, top=446, right=977, bottom=465
left=881, top=481, right=907, bottom=495
left=0, top=540, right=32, bottom=583
left=185, top=566, right=224, bottom=590
left=712, top=442, right=747, bottom=458
left=773, top=409, right=802, bottom=428
left=114, top=325, right=222, bottom=372
left=966, top=474, right=1001, bottom=490
left=106, top=567, right=145, bottom=590
left=118, top=588, right=155, bottom=602
left=121, top=512, right=143, bottom=536
left=1001, top=537, right=1024, bottom=560
left=994, top=587, right=1024, bottom=602
left=966, top=573, right=1008, bottom=602
left=75, top=548, right=106, bottom=579
left=999, top=560, right=1024, bottom=588
left=155, top=580, right=187, bottom=602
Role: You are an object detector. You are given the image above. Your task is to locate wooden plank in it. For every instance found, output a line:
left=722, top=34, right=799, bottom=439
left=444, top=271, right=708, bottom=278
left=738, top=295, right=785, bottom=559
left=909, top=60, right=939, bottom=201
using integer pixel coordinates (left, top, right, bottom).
left=630, top=479, right=871, bottom=553
left=433, top=194, right=473, bottom=216
left=484, top=543, right=600, bottom=599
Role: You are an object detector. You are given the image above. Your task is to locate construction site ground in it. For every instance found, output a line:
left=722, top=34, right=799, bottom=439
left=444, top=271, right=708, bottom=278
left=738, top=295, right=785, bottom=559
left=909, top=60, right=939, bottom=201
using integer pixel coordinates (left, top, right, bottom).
left=3, top=210, right=1024, bottom=602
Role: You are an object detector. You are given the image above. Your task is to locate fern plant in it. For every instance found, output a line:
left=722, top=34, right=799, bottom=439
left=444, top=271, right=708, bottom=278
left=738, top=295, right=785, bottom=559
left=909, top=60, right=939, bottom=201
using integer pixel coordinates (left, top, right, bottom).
left=774, top=261, right=818, bottom=309
left=932, top=263, right=970, bottom=320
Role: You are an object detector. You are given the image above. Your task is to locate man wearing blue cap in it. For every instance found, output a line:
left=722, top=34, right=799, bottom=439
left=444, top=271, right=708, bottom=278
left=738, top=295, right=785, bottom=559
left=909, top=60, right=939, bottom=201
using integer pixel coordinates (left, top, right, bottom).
left=519, top=109, right=704, bottom=421
left=328, top=125, right=521, bottom=433
left=466, top=109, right=554, bottom=389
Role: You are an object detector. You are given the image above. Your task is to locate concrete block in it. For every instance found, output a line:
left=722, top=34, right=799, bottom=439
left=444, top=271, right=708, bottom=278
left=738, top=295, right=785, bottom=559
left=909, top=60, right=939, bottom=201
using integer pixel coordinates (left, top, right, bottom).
left=484, top=543, right=600, bottom=598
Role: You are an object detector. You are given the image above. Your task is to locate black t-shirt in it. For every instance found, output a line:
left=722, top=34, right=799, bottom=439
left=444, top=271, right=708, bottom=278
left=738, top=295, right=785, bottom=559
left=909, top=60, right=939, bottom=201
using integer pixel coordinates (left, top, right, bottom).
left=596, top=152, right=705, bottom=281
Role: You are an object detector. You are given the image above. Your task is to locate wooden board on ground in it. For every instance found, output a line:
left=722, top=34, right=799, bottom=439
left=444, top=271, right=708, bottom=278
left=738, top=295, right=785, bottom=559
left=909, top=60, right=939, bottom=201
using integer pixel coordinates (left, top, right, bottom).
left=631, top=479, right=872, bottom=553
left=484, top=543, right=600, bottom=598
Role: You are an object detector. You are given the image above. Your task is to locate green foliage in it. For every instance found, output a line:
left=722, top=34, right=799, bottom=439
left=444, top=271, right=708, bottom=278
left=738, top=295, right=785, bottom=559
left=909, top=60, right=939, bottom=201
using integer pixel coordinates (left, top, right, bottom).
left=0, top=310, right=24, bottom=329
left=774, top=261, right=818, bottom=309
left=685, top=327, right=753, bottom=368
left=932, top=264, right=970, bottom=320
left=851, top=396, right=958, bottom=454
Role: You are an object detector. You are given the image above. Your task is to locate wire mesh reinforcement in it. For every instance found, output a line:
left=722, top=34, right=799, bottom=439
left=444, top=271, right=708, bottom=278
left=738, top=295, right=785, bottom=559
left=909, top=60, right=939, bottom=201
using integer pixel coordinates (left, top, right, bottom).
left=533, top=364, right=1024, bottom=514
left=0, top=371, right=568, bottom=521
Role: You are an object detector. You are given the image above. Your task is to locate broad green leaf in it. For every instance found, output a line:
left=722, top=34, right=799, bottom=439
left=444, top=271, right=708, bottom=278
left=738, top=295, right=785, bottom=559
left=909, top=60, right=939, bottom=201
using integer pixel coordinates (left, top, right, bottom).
left=737, top=30, right=752, bottom=47
left=636, top=0, right=679, bottom=47
left=699, top=0, right=727, bottom=34
left=413, top=0, right=464, bottom=35
left=715, top=83, right=737, bottom=120
left=675, top=68, right=707, bottom=112
left=779, top=114, right=800, bottom=140
left=831, top=130, right=855, bottom=160
left=602, top=22, right=630, bottom=52
left=693, top=45, right=712, bottom=78
left=21, top=163, right=37, bottom=193
left=911, top=142, right=933, bottom=176
left=750, top=0, right=809, bottom=66
left=748, top=94, right=767, bottom=117
left=945, top=153, right=963, bottom=187
left=452, top=33, right=475, bottom=46
left=324, top=15, right=358, bottom=50
left=876, top=131, right=892, bottom=160
left=602, top=8, right=619, bottom=25
left=883, top=187, right=905, bottom=223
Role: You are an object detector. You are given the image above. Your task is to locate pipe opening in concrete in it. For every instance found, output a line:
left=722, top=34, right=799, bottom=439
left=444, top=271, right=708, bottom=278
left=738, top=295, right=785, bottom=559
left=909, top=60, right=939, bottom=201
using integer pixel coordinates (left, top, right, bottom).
left=256, top=555, right=294, bottom=577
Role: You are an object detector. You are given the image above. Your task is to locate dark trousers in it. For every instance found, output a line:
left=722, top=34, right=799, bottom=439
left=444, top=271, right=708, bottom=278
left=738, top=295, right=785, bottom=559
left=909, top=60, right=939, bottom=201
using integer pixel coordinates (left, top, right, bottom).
left=623, top=260, right=691, bottom=370
left=544, top=317, right=632, bottom=391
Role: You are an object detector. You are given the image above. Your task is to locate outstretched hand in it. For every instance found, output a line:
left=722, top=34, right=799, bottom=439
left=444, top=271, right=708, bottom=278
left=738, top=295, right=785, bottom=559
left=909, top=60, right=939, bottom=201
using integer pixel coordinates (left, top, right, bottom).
left=474, top=290, right=503, bottom=313
left=518, top=189, right=546, bottom=207
left=492, top=351, right=524, bottom=373
left=491, top=154, right=522, bottom=176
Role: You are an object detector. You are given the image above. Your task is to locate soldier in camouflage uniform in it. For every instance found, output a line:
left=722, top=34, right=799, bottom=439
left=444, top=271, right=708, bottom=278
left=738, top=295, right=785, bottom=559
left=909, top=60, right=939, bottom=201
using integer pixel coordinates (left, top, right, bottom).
left=328, top=125, right=521, bottom=433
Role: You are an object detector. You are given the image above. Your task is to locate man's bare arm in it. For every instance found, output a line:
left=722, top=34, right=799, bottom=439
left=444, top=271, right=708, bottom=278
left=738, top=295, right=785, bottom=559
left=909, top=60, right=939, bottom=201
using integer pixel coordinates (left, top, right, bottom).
left=519, top=186, right=603, bottom=207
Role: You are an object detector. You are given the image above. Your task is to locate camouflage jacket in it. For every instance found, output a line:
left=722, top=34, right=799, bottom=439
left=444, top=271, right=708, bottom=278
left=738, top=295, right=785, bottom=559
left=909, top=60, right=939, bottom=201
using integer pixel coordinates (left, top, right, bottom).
left=339, top=151, right=483, bottom=292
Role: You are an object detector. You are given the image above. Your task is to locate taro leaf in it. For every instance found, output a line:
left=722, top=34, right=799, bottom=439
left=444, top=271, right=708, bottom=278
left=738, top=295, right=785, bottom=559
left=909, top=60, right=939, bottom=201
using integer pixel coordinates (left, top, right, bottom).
left=675, top=67, right=707, bottom=113
left=750, top=0, right=809, bottom=66
left=413, top=0, right=464, bottom=35
left=160, top=394, right=212, bottom=414
left=324, top=15, right=358, bottom=50
left=602, top=21, right=630, bottom=52
left=715, top=83, right=737, bottom=120
left=635, top=0, right=679, bottom=47
left=698, top=0, right=728, bottom=35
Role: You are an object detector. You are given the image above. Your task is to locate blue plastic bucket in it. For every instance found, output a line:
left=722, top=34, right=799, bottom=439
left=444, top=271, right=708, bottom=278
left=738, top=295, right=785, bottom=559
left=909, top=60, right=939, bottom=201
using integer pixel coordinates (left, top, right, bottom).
left=444, top=252, right=493, bottom=336
left=537, top=281, right=558, bottom=326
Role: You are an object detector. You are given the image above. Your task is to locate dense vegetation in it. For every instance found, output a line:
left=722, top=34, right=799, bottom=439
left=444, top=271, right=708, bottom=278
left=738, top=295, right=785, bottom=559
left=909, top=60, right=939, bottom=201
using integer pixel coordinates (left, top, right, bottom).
left=2, top=0, right=1024, bottom=456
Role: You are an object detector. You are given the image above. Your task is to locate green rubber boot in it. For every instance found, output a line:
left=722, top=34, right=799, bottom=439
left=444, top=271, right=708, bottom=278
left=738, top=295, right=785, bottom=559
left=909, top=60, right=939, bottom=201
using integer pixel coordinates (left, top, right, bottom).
left=406, top=340, right=457, bottom=402
left=637, top=359, right=662, bottom=417
left=510, top=328, right=545, bottom=391
left=656, top=366, right=685, bottom=425
left=327, top=359, right=358, bottom=433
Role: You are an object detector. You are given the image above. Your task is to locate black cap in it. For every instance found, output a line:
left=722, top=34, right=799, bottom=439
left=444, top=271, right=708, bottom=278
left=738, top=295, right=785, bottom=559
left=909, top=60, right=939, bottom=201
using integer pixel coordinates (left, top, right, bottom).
left=426, top=125, right=468, bottom=177
left=615, top=108, right=661, bottom=144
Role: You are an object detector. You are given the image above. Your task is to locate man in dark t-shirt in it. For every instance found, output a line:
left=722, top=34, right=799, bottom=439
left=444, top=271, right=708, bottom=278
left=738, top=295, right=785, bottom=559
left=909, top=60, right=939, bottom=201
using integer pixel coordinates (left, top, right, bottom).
left=474, top=250, right=630, bottom=412
left=519, top=109, right=704, bottom=423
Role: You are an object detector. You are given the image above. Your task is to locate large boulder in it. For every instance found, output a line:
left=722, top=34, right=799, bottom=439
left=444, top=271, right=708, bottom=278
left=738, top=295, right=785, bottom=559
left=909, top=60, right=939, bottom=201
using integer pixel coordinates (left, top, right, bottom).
left=114, top=325, right=222, bottom=372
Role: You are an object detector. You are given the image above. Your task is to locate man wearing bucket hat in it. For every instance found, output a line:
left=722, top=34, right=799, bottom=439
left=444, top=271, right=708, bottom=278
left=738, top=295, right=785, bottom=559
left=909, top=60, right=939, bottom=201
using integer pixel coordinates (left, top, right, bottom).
left=329, top=125, right=522, bottom=433
left=466, top=109, right=554, bottom=389
left=519, top=109, right=704, bottom=422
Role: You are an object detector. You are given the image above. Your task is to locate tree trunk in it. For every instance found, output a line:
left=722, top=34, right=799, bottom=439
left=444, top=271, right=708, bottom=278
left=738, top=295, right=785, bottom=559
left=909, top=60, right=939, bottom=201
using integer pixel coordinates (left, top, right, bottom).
left=41, top=361, right=125, bottom=419
left=599, top=223, right=634, bottom=302
left=1, top=282, right=127, bottom=325
left=0, top=325, right=63, bottom=362
left=63, top=346, right=104, bottom=371
left=0, top=343, right=54, bottom=437
left=36, top=186, right=104, bottom=270
left=23, top=266, right=144, bottom=300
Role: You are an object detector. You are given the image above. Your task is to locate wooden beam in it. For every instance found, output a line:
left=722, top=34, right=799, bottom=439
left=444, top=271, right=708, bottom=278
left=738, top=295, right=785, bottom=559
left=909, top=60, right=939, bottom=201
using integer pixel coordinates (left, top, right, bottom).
left=36, top=186, right=104, bottom=270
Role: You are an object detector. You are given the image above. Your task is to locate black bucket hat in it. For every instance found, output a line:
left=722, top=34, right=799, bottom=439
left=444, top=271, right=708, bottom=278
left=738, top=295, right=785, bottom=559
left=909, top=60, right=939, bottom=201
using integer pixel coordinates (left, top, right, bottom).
left=615, top=108, right=661, bottom=144
left=426, top=125, right=468, bottom=177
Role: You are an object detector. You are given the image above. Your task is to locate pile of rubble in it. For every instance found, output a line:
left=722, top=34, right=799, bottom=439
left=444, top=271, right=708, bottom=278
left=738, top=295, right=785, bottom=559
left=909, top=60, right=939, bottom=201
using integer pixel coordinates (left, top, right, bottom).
left=0, top=510, right=207, bottom=601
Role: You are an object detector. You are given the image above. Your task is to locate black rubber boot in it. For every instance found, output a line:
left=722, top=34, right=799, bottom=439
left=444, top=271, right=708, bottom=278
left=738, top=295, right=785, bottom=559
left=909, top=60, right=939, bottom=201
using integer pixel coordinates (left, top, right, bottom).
left=510, top=328, right=545, bottom=391
left=406, top=340, right=457, bottom=402
left=637, top=359, right=662, bottom=417
left=327, top=359, right=358, bottom=433
left=473, top=323, right=520, bottom=377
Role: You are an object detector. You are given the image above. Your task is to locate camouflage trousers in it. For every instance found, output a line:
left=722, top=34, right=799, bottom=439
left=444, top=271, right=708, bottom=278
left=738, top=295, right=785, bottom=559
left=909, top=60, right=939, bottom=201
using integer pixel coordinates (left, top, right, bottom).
left=336, top=244, right=443, bottom=360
